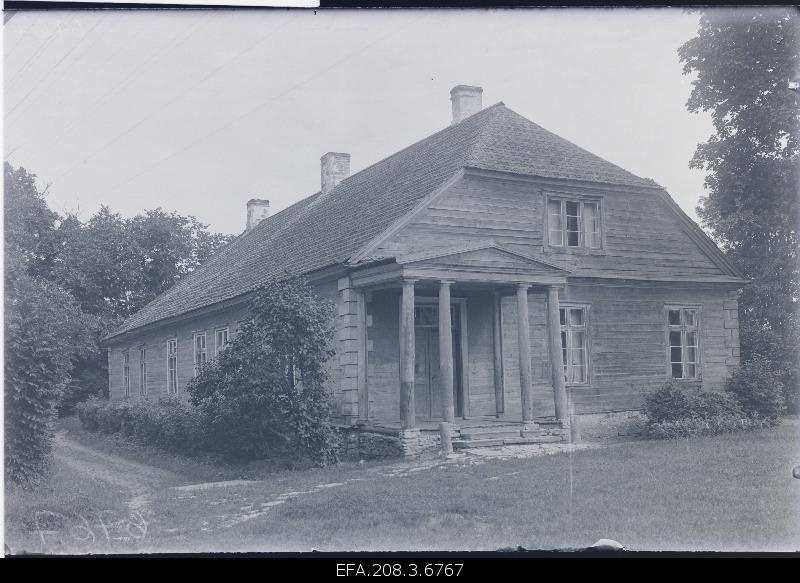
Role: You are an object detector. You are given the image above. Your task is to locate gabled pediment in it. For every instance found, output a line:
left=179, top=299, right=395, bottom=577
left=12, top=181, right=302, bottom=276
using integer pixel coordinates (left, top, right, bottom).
left=396, top=241, right=570, bottom=284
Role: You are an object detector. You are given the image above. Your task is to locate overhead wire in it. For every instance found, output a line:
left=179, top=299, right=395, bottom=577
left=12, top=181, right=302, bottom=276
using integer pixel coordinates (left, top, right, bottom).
left=49, top=16, right=290, bottom=183
left=96, top=14, right=422, bottom=197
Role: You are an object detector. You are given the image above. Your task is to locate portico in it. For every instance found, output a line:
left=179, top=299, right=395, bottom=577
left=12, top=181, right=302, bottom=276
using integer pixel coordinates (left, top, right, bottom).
left=347, top=242, right=572, bottom=436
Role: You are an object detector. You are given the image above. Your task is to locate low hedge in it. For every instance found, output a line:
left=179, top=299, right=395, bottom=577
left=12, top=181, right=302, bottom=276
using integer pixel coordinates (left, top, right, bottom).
left=76, top=397, right=208, bottom=455
left=647, top=414, right=776, bottom=440
left=643, top=381, right=780, bottom=440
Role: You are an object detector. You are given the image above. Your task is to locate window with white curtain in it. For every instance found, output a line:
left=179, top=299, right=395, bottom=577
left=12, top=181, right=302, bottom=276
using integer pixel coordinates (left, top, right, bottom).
left=547, top=197, right=602, bottom=249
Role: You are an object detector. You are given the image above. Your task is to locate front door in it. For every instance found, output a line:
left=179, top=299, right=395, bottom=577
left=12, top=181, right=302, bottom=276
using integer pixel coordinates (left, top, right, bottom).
left=413, top=303, right=461, bottom=420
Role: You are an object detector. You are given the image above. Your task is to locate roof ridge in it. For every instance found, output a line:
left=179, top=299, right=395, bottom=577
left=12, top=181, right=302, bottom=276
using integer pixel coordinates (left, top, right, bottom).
left=492, top=106, right=654, bottom=186
left=108, top=98, right=678, bottom=340
left=463, top=103, right=506, bottom=167
left=321, top=102, right=507, bottom=198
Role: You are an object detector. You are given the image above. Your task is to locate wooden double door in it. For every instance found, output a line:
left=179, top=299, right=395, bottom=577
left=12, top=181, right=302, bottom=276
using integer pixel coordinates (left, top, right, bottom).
left=413, top=302, right=463, bottom=420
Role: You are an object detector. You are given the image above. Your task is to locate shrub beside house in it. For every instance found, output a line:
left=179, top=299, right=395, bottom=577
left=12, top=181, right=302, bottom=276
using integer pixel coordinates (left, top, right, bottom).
left=78, top=277, right=340, bottom=466
left=642, top=357, right=784, bottom=439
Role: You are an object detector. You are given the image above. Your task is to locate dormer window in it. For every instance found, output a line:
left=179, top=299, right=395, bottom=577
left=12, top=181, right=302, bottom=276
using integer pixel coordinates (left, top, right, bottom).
left=547, top=196, right=601, bottom=249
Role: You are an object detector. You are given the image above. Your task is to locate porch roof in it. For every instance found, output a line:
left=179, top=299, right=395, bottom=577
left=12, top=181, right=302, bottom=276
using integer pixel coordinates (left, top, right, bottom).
left=350, top=241, right=570, bottom=288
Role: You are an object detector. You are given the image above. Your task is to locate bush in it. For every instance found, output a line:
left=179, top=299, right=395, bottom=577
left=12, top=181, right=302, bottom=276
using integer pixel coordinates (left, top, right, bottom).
left=642, top=381, right=777, bottom=440
left=642, top=383, right=692, bottom=423
left=685, top=391, right=744, bottom=420
left=5, top=268, right=93, bottom=487
left=76, top=398, right=208, bottom=455
left=725, top=356, right=785, bottom=421
left=187, top=276, right=339, bottom=465
left=648, top=415, right=776, bottom=440
left=76, top=397, right=103, bottom=432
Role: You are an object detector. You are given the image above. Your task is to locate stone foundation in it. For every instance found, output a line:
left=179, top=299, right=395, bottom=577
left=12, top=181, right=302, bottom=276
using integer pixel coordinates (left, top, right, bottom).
left=571, top=410, right=646, bottom=441
left=337, top=425, right=443, bottom=461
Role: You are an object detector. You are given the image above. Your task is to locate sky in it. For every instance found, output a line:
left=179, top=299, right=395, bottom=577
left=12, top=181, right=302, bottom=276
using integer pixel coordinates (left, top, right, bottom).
left=3, top=8, right=715, bottom=235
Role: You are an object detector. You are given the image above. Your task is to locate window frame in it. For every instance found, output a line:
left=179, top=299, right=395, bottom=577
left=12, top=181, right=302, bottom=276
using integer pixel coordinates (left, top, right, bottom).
left=214, top=327, right=230, bottom=357
left=559, top=303, right=591, bottom=386
left=122, top=350, right=130, bottom=398
left=665, top=305, right=702, bottom=381
left=193, top=332, right=207, bottom=376
left=544, top=193, right=605, bottom=253
left=138, top=345, right=147, bottom=396
left=167, top=338, right=178, bottom=395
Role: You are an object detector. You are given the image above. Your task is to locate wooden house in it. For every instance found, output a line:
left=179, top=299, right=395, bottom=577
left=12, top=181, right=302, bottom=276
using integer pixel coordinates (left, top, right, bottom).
left=104, top=86, right=745, bottom=457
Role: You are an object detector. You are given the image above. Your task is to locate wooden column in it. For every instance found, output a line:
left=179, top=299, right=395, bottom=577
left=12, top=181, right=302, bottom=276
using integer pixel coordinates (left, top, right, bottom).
left=438, top=280, right=455, bottom=424
left=516, top=283, right=534, bottom=423
left=492, top=290, right=505, bottom=417
left=400, top=279, right=417, bottom=428
left=547, top=285, right=569, bottom=423
left=356, top=288, right=369, bottom=421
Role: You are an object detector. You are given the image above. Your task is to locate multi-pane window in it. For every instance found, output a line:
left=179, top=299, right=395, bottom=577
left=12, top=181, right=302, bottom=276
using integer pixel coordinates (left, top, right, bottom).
left=215, top=327, right=230, bottom=357
left=122, top=350, right=130, bottom=397
left=560, top=306, right=588, bottom=384
left=547, top=198, right=601, bottom=249
left=668, top=307, right=700, bottom=380
left=139, top=346, right=147, bottom=396
left=167, top=339, right=178, bottom=395
left=193, top=332, right=207, bottom=376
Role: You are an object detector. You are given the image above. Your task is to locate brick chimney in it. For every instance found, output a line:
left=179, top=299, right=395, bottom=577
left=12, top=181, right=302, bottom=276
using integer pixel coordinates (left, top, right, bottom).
left=321, top=152, right=350, bottom=195
left=450, top=85, right=483, bottom=125
left=246, top=198, right=270, bottom=232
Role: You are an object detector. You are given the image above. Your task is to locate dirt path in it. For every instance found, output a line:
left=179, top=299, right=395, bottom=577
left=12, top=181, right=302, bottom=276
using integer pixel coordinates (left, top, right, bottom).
left=53, top=431, right=185, bottom=506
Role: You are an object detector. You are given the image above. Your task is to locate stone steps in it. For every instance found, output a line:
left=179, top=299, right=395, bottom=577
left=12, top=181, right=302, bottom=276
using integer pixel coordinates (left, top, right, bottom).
left=521, top=430, right=565, bottom=438
left=532, top=418, right=562, bottom=428
left=452, top=438, right=506, bottom=450
left=451, top=419, right=567, bottom=450
left=458, top=428, right=523, bottom=441
left=502, top=435, right=564, bottom=445
left=452, top=433, right=565, bottom=450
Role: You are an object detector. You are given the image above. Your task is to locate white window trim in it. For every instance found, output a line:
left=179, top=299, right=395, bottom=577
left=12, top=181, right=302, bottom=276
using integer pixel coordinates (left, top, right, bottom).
left=665, top=304, right=703, bottom=381
left=167, top=338, right=178, bottom=395
left=215, top=327, right=230, bottom=357
left=139, top=345, right=147, bottom=396
left=193, top=332, right=207, bottom=376
left=122, top=350, right=130, bottom=398
left=544, top=193, right=604, bottom=251
left=559, top=303, right=591, bottom=386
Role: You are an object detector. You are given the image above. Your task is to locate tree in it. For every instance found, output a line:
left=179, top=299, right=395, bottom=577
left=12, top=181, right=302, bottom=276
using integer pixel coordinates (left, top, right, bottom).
left=679, top=8, right=799, bottom=410
left=3, top=162, right=61, bottom=280
left=3, top=161, right=234, bottom=414
left=54, top=207, right=233, bottom=321
left=5, top=258, right=93, bottom=486
left=186, top=277, right=339, bottom=465
left=128, top=208, right=234, bottom=309
left=55, top=207, right=144, bottom=321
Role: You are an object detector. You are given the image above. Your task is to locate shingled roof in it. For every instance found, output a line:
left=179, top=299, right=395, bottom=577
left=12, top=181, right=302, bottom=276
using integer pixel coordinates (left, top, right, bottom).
left=108, top=102, right=659, bottom=339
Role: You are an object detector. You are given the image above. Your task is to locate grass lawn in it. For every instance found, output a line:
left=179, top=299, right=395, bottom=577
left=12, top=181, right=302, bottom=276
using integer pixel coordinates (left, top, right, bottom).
left=5, top=418, right=799, bottom=554
left=5, top=457, right=144, bottom=554
left=150, top=422, right=799, bottom=553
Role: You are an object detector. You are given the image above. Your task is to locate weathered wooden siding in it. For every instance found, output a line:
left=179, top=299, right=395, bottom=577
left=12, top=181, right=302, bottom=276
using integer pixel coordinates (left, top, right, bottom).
left=365, top=288, right=401, bottom=422
left=560, top=281, right=739, bottom=413
left=463, top=292, right=496, bottom=417
left=364, top=288, right=509, bottom=423
left=108, top=304, right=250, bottom=403
left=499, top=290, right=557, bottom=419
left=358, top=281, right=741, bottom=422
left=108, top=280, right=344, bottom=416
left=376, top=173, right=728, bottom=281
